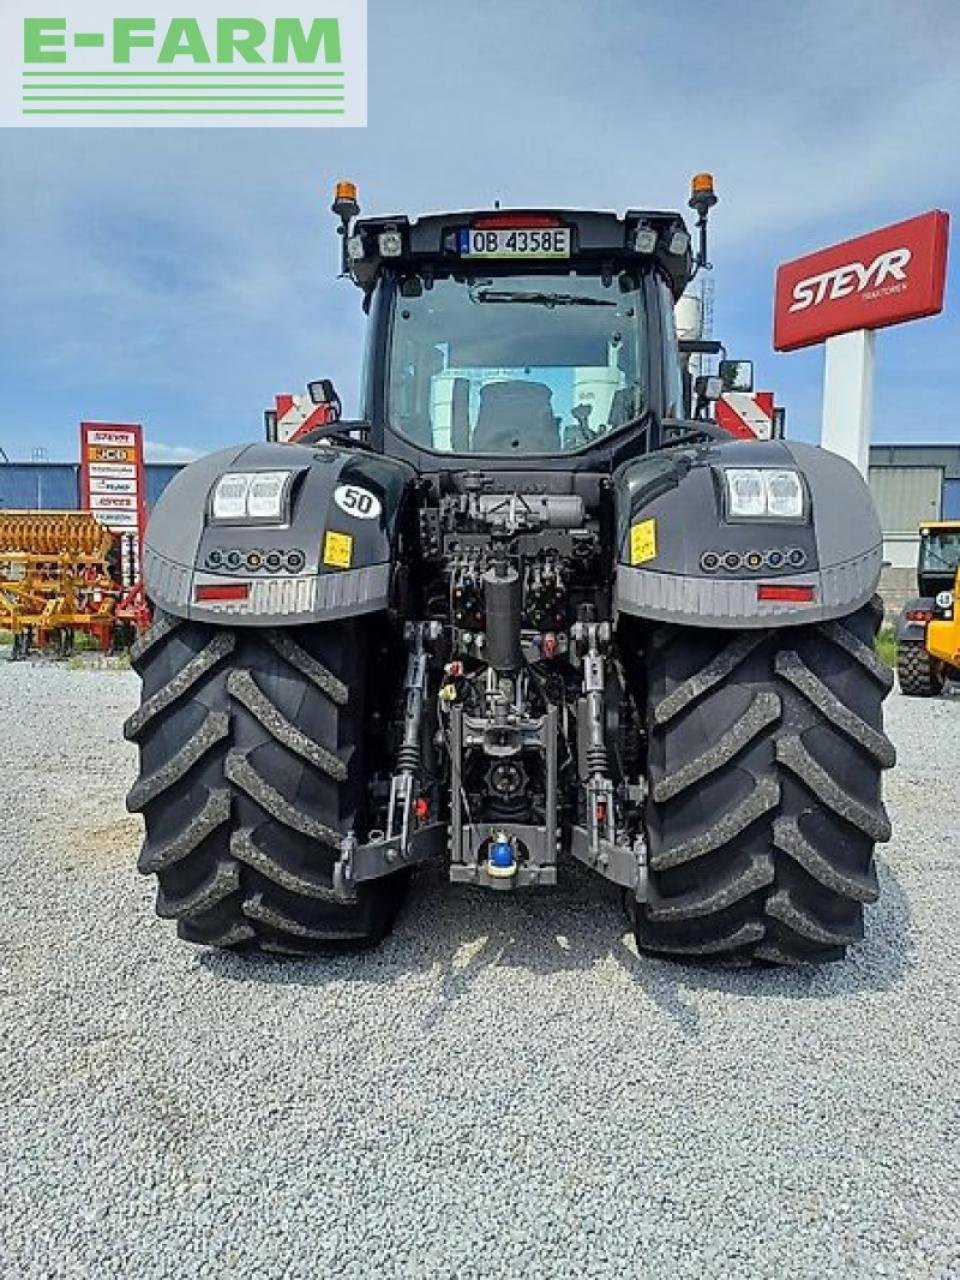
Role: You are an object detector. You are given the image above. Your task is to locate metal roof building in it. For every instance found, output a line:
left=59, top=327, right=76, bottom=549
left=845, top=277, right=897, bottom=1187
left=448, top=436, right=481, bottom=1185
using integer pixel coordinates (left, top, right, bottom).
left=0, top=463, right=184, bottom=514
left=868, top=444, right=960, bottom=569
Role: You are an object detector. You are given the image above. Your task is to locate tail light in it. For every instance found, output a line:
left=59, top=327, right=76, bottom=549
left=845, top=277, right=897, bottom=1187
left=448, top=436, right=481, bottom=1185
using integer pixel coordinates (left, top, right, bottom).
left=756, top=584, right=815, bottom=603
left=195, top=583, right=250, bottom=603
left=472, top=214, right=561, bottom=229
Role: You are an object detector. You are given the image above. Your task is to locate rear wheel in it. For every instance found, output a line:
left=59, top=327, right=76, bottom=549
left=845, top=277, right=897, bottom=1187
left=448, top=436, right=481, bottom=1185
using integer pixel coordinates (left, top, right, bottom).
left=896, top=639, right=944, bottom=697
left=125, top=612, right=409, bottom=954
left=631, top=598, right=895, bottom=965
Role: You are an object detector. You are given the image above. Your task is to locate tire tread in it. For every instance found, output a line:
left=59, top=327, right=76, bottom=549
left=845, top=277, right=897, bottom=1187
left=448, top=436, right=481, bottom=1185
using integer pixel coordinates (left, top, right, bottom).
left=634, top=598, right=893, bottom=965
left=896, top=640, right=943, bottom=697
left=128, top=619, right=406, bottom=953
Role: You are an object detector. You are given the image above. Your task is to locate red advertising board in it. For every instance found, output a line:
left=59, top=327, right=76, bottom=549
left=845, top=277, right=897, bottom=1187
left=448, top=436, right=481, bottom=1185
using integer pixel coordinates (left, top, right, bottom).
left=773, top=211, right=949, bottom=351
left=80, top=422, right=147, bottom=584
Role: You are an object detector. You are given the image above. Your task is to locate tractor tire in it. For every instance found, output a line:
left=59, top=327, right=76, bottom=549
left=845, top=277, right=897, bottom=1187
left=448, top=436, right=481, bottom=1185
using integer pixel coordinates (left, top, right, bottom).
left=633, top=597, right=895, bottom=965
left=124, top=611, right=409, bottom=954
left=896, top=640, right=944, bottom=697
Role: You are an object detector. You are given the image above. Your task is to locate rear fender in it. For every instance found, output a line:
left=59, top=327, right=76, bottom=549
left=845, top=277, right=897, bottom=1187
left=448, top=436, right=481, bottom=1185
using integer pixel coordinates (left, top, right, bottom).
left=143, top=441, right=416, bottom=626
left=613, top=439, right=882, bottom=628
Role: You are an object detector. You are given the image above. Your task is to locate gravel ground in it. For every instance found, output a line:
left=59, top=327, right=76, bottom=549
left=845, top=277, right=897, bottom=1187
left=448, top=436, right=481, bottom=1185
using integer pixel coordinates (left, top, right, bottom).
left=0, top=658, right=958, bottom=1280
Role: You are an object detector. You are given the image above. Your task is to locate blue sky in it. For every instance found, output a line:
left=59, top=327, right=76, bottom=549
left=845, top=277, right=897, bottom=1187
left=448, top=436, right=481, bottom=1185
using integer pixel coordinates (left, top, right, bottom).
left=1, top=0, right=957, bottom=462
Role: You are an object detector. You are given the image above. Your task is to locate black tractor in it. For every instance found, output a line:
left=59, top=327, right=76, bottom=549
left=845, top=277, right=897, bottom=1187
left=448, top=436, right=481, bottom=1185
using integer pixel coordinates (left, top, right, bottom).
left=125, top=175, right=895, bottom=964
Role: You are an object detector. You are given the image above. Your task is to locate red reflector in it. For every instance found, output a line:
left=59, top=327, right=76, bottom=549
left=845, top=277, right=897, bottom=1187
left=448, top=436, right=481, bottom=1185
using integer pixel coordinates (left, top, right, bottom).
left=472, top=213, right=561, bottom=229
left=757, top=584, right=815, bottom=603
left=905, top=608, right=933, bottom=622
left=195, top=582, right=250, bottom=603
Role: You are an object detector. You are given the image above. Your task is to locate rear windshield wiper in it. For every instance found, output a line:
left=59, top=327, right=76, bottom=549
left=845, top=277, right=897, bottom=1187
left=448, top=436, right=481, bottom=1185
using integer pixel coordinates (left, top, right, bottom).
left=472, top=289, right=615, bottom=308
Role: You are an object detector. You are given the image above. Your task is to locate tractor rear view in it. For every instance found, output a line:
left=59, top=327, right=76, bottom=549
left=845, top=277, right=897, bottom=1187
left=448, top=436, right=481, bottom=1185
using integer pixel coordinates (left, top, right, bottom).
left=896, top=521, right=960, bottom=695
left=125, top=175, right=895, bottom=965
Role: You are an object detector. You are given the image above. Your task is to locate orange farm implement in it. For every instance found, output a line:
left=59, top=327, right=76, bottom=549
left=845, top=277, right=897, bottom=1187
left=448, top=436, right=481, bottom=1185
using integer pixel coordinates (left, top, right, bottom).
left=0, top=511, right=150, bottom=659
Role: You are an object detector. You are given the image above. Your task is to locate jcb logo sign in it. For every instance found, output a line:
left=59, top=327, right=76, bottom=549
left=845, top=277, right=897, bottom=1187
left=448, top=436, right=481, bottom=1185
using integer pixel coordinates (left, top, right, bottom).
left=774, top=211, right=949, bottom=351
left=88, top=445, right=135, bottom=462
left=1, top=1, right=366, bottom=127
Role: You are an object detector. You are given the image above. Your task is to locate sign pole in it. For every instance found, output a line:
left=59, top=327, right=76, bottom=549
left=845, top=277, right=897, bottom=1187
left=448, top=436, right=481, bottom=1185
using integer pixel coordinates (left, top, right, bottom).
left=820, top=329, right=875, bottom=477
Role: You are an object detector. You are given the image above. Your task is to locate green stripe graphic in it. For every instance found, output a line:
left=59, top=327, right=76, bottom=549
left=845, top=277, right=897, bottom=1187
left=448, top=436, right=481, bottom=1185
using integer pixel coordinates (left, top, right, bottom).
left=20, top=65, right=351, bottom=118
left=23, top=108, right=345, bottom=115
left=24, top=95, right=345, bottom=101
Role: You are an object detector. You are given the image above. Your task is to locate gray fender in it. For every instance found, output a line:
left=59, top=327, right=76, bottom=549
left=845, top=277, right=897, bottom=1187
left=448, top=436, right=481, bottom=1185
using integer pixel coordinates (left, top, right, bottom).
left=614, top=438, right=882, bottom=628
left=895, top=599, right=933, bottom=644
left=143, top=441, right=416, bottom=626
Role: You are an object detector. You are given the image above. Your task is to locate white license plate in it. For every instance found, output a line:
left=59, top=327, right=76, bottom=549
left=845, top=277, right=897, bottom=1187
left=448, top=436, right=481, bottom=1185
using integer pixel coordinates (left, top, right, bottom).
left=459, top=227, right=570, bottom=259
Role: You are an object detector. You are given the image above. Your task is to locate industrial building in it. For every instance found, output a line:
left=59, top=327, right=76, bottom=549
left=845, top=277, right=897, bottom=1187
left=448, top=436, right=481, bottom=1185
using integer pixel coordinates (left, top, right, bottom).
left=868, top=444, right=960, bottom=615
left=867, top=444, right=960, bottom=564
left=0, top=462, right=181, bottom=515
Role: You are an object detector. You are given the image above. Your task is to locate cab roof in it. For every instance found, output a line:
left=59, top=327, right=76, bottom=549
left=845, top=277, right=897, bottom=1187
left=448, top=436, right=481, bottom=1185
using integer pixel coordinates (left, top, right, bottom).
left=348, top=207, right=695, bottom=300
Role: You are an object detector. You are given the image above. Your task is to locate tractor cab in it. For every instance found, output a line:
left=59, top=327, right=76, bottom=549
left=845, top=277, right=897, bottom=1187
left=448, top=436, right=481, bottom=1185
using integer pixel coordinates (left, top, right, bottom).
left=917, top=521, right=960, bottom=597
left=323, top=179, right=721, bottom=473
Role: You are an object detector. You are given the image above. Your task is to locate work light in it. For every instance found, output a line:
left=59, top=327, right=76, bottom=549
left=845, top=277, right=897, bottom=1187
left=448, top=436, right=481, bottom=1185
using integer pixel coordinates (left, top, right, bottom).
left=723, top=468, right=805, bottom=520
left=211, top=470, right=294, bottom=523
left=724, top=469, right=765, bottom=517
left=211, top=472, right=252, bottom=521
left=633, top=224, right=658, bottom=254
left=764, top=470, right=805, bottom=518
left=247, top=472, right=291, bottom=520
left=378, top=230, right=404, bottom=258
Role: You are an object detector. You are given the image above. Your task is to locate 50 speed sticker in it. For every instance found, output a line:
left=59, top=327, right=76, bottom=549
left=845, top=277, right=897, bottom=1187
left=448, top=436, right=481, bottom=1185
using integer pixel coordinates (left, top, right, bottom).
left=334, top=484, right=382, bottom=521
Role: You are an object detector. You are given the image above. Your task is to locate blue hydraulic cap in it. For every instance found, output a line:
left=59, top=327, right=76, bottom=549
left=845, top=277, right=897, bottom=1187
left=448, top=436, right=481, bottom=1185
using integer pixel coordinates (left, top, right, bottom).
left=488, top=833, right=516, bottom=879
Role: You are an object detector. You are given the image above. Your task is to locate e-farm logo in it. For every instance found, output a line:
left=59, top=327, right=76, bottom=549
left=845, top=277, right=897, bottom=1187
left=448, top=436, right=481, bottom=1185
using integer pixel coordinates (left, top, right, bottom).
left=1, top=1, right=366, bottom=127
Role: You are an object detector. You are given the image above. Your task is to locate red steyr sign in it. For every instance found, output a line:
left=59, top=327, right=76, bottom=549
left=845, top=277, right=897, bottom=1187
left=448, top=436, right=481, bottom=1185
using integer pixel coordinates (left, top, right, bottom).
left=773, top=211, right=949, bottom=351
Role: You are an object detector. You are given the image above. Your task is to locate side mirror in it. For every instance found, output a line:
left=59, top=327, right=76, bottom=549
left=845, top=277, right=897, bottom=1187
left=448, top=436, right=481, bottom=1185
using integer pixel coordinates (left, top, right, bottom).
left=308, top=378, right=339, bottom=406
left=719, top=359, right=754, bottom=392
left=678, top=339, right=723, bottom=356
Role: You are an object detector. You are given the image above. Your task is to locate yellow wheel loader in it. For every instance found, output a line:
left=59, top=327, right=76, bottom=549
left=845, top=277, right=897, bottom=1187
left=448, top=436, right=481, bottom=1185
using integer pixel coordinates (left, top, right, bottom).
left=896, top=522, right=960, bottom=695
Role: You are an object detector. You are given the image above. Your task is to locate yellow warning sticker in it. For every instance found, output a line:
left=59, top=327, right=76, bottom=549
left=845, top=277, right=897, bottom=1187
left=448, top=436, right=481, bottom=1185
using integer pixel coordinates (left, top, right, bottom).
left=323, top=530, right=354, bottom=569
left=629, top=519, right=657, bottom=566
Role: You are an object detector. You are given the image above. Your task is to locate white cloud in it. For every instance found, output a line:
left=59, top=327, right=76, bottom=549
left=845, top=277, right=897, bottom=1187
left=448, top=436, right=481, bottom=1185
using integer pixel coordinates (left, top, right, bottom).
left=145, top=441, right=201, bottom=463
